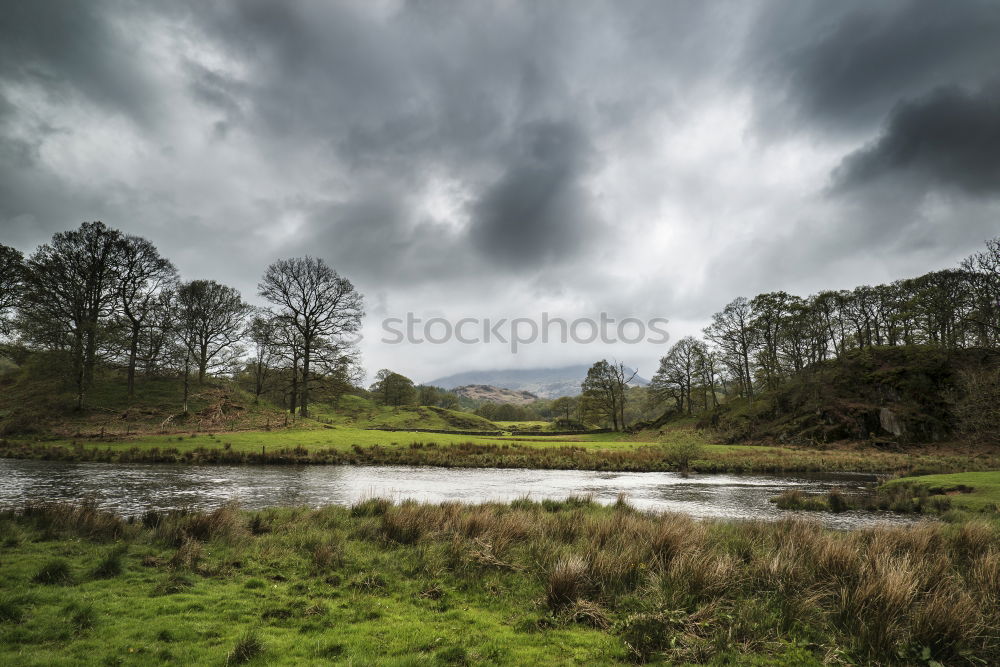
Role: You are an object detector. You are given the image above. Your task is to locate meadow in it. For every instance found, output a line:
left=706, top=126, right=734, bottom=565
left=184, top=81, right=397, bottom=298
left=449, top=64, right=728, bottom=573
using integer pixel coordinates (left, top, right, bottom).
left=4, top=424, right=1000, bottom=476
left=1, top=499, right=998, bottom=665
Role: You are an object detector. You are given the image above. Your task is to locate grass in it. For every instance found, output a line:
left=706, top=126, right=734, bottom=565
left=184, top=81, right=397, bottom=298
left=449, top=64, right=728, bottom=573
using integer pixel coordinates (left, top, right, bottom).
left=883, top=471, right=1000, bottom=511
left=1, top=500, right=1000, bottom=665
left=308, top=395, right=501, bottom=432
left=5, top=424, right=1000, bottom=475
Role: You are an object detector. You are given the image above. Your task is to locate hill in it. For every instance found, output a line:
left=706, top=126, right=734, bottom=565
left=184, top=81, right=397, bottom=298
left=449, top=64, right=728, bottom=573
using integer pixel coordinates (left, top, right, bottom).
left=452, top=384, right=538, bottom=405
left=427, top=364, right=648, bottom=399
left=0, top=351, right=500, bottom=437
left=307, top=395, right=500, bottom=431
left=0, top=356, right=288, bottom=438
left=702, top=345, right=1000, bottom=445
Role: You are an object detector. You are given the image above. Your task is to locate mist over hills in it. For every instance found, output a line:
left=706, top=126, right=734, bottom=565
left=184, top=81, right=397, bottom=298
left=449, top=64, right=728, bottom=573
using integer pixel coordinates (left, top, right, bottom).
left=426, top=364, right=648, bottom=399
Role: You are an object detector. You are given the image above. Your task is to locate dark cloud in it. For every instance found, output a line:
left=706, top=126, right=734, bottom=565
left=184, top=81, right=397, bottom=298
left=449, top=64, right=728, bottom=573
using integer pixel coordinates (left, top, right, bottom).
left=0, top=1, right=162, bottom=127
left=748, top=0, right=1000, bottom=135
left=1, top=0, right=999, bottom=380
left=833, top=85, right=1000, bottom=196
left=470, top=120, right=601, bottom=268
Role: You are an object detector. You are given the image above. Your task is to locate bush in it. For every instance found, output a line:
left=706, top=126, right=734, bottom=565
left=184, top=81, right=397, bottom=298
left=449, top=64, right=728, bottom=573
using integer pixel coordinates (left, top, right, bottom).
left=661, top=436, right=704, bottom=473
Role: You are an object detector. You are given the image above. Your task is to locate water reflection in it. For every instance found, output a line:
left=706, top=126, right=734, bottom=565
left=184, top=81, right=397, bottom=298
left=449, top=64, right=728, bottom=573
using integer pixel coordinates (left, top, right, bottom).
left=0, top=458, right=922, bottom=529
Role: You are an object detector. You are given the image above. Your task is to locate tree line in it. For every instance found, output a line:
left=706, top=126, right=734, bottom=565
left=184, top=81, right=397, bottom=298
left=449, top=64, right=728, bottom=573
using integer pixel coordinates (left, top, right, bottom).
left=0, top=222, right=364, bottom=416
left=649, top=237, right=1000, bottom=415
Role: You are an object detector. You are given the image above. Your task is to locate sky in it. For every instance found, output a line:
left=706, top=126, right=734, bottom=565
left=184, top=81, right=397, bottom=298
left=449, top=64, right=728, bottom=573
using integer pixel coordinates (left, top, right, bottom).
left=1, top=0, right=999, bottom=384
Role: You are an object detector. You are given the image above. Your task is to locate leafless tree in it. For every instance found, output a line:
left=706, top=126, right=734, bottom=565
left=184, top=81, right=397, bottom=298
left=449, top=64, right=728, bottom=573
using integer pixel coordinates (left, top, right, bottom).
left=176, top=280, right=250, bottom=385
left=258, top=257, right=364, bottom=418
left=114, top=234, right=177, bottom=399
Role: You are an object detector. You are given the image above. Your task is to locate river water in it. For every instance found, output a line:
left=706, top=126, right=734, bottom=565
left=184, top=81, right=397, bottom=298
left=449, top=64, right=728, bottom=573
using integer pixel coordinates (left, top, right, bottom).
left=0, top=458, right=921, bottom=529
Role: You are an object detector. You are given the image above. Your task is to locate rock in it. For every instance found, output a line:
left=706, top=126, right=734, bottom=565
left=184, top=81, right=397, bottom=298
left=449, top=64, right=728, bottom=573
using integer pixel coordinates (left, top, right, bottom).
left=879, top=407, right=904, bottom=437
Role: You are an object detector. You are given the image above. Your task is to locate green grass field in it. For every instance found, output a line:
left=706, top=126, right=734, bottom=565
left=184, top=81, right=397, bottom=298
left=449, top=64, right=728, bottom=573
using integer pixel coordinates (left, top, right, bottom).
left=883, top=471, right=1000, bottom=511
left=2, top=500, right=999, bottom=665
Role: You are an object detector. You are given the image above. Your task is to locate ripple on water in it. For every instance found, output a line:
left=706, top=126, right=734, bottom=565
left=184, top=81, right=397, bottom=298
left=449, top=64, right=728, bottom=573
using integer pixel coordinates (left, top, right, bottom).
left=0, top=458, right=927, bottom=529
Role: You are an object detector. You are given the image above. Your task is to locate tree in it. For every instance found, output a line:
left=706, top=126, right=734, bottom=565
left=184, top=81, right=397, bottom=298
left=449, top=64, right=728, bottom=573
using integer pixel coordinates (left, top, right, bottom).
left=245, top=313, right=280, bottom=404
left=259, top=257, right=364, bottom=418
left=114, top=234, right=177, bottom=399
left=20, top=222, right=122, bottom=409
left=176, top=280, right=250, bottom=385
left=581, top=359, right=636, bottom=431
left=551, top=396, right=576, bottom=423
left=0, top=244, right=24, bottom=337
left=651, top=337, right=700, bottom=415
left=704, top=297, right=756, bottom=403
left=369, top=369, right=416, bottom=407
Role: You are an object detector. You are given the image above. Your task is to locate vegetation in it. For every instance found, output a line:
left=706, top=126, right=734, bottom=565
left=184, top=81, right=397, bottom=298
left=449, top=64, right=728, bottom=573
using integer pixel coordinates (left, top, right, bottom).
left=883, top=472, right=1000, bottom=512
left=644, top=237, right=1000, bottom=445
left=4, top=425, right=1000, bottom=476
left=2, top=500, right=999, bottom=665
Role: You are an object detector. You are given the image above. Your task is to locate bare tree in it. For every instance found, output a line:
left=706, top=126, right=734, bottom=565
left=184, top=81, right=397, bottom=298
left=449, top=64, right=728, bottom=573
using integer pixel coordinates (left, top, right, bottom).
left=704, top=297, right=756, bottom=404
left=114, top=234, right=177, bottom=399
left=0, top=244, right=24, bottom=338
left=245, top=312, right=280, bottom=404
left=20, top=222, right=122, bottom=409
left=651, top=337, right=699, bottom=415
left=176, top=280, right=250, bottom=385
left=258, top=257, right=364, bottom=418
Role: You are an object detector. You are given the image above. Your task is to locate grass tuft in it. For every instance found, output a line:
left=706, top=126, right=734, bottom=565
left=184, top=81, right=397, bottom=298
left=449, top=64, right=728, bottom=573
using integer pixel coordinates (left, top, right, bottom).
left=32, top=558, right=73, bottom=585
left=227, top=628, right=265, bottom=664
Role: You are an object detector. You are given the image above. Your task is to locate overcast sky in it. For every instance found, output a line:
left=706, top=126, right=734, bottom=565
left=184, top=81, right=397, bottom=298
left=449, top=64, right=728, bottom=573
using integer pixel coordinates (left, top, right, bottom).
left=2, top=0, right=999, bottom=383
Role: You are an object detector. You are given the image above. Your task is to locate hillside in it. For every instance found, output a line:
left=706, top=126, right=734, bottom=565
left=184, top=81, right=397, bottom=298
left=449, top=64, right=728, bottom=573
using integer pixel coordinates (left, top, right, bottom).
left=0, top=352, right=500, bottom=437
left=0, top=357, right=288, bottom=438
left=309, top=395, right=500, bottom=431
left=428, top=364, right=648, bottom=399
left=452, top=384, right=538, bottom=405
left=703, top=345, right=1000, bottom=445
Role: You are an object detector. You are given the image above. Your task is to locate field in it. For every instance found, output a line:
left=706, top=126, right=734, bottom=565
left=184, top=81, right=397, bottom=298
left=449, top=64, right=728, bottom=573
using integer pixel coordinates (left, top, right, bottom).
left=2, top=500, right=999, bottom=666
left=5, top=425, right=1000, bottom=476
left=883, top=471, right=1000, bottom=512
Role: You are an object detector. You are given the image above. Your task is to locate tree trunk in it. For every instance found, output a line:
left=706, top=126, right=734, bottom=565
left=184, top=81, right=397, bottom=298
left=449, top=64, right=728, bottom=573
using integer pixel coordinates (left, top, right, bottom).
left=300, top=339, right=310, bottom=418
left=127, top=322, right=140, bottom=400
left=182, top=355, right=191, bottom=414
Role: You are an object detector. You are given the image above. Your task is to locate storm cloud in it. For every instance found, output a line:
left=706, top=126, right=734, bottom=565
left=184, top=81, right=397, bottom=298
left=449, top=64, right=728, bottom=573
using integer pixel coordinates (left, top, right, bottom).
left=1, top=0, right=998, bottom=381
left=833, top=85, right=1000, bottom=196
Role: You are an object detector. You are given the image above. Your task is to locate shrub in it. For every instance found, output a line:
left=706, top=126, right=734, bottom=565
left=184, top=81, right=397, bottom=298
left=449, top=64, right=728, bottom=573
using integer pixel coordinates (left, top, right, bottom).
left=661, top=437, right=704, bottom=473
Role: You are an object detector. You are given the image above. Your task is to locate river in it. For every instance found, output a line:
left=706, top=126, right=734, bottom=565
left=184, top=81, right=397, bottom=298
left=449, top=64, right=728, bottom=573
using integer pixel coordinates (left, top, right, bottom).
left=0, top=458, right=925, bottom=529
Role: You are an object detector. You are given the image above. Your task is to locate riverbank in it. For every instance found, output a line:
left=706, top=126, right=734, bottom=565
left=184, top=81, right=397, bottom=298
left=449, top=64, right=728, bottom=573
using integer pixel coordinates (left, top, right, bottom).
left=1, top=500, right=998, bottom=665
left=3, top=426, right=1000, bottom=475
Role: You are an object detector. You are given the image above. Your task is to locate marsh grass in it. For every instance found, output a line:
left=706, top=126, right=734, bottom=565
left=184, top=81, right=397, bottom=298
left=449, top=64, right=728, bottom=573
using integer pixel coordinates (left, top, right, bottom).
left=1, top=500, right=999, bottom=664
left=32, top=559, right=73, bottom=585
left=227, top=628, right=265, bottom=664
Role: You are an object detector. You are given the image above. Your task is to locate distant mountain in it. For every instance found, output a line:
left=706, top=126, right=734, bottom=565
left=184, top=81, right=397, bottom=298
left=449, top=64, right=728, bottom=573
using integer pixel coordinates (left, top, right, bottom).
left=428, top=364, right=648, bottom=399
left=453, top=385, right=538, bottom=405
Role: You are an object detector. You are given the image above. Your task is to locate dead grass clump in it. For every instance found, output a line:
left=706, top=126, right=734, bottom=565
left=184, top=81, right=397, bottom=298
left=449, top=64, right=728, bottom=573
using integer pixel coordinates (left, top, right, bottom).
left=563, top=599, right=610, bottom=629
left=169, top=537, right=203, bottom=571
left=912, top=583, right=982, bottom=660
left=547, top=555, right=588, bottom=609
